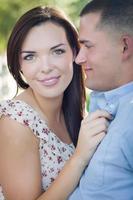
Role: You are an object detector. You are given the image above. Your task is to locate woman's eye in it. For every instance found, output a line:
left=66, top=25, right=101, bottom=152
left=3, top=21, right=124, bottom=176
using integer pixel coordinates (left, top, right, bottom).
left=53, top=49, right=66, bottom=55
left=23, top=54, right=35, bottom=61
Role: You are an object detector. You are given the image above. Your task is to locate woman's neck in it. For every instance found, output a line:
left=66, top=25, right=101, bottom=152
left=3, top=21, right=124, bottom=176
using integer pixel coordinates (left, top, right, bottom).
left=29, top=88, right=63, bottom=123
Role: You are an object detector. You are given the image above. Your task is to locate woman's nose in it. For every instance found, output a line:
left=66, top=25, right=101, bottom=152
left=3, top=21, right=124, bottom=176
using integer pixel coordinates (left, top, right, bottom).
left=40, top=56, right=53, bottom=73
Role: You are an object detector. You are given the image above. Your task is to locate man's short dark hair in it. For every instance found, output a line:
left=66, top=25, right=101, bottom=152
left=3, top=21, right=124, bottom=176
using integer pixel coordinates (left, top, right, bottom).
left=80, top=0, right=133, bottom=35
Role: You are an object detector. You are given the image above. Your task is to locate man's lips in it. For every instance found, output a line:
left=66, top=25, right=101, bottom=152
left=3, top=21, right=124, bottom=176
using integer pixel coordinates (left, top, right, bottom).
left=84, top=67, right=93, bottom=71
left=38, top=76, right=60, bottom=86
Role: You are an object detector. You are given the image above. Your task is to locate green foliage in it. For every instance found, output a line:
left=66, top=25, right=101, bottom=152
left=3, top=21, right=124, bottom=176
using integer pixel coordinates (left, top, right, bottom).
left=68, top=0, right=90, bottom=26
left=86, top=93, right=90, bottom=112
left=0, top=0, right=90, bottom=53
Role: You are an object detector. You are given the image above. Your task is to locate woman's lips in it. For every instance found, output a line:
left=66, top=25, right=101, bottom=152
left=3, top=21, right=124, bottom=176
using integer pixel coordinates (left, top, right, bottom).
left=38, top=76, right=60, bottom=86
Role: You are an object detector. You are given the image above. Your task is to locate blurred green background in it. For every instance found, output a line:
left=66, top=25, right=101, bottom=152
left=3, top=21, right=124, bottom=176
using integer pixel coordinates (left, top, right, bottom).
left=0, top=0, right=89, bottom=53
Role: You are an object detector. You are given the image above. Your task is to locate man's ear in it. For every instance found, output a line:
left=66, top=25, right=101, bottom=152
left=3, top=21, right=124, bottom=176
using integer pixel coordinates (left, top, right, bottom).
left=121, top=35, right=133, bottom=61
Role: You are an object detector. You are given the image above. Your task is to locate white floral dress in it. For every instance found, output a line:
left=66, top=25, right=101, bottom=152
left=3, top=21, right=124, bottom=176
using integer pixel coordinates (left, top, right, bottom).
left=0, top=100, right=75, bottom=199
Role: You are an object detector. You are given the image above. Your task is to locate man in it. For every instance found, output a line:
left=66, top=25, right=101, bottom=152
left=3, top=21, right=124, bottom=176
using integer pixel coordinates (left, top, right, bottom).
left=69, top=0, right=133, bottom=199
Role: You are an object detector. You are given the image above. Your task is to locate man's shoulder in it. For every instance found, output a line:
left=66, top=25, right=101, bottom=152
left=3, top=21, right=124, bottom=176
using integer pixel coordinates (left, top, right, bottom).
left=115, top=93, right=133, bottom=125
left=119, top=92, right=133, bottom=110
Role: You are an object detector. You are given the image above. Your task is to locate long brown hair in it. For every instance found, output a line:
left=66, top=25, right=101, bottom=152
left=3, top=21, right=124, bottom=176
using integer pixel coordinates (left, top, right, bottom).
left=7, top=6, right=85, bottom=146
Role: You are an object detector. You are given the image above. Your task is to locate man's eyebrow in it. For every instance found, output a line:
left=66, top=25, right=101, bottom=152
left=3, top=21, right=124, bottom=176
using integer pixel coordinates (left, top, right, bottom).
left=79, top=40, right=90, bottom=44
left=50, top=43, right=66, bottom=50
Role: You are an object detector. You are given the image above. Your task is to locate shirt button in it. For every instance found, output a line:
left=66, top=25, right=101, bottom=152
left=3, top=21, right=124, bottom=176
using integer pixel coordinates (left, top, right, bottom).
left=110, top=104, right=115, bottom=108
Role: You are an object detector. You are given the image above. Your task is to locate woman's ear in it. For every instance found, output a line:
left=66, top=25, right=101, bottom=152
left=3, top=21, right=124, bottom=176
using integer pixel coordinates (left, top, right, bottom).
left=121, top=35, right=133, bottom=60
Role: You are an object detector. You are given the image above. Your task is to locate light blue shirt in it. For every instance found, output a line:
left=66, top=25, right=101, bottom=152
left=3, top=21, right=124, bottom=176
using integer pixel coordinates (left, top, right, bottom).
left=69, top=82, right=133, bottom=200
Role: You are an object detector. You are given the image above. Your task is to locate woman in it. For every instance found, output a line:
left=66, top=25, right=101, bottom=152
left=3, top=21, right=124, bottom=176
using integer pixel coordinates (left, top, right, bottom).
left=0, top=6, right=110, bottom=200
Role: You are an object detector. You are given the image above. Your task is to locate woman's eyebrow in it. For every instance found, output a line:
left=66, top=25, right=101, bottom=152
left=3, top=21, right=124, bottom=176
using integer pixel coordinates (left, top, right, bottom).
left=20, top=44, right=67, bottom=54
left=20, top=51, right=36, bottom=54
left=50, top=43, right=66, bottom=50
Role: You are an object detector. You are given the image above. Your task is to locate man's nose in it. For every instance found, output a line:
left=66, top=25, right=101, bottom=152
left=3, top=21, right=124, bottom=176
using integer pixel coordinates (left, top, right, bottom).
left=75, top=47, right=86, bottom=65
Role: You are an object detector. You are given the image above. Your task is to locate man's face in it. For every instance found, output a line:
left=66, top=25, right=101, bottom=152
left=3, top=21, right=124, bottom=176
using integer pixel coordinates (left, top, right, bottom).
left=76, top=13, right=123, bottom=91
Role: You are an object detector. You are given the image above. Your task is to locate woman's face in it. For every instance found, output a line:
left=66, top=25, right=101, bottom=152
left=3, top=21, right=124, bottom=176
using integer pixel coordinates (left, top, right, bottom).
left=19, top=22, right=74, bottom=98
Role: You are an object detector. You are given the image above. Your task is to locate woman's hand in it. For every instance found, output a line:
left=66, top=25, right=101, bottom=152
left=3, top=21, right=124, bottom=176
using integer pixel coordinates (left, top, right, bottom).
left=37, top=110, right=111, bottom=200
left=75, top=110, right=111, bottom=165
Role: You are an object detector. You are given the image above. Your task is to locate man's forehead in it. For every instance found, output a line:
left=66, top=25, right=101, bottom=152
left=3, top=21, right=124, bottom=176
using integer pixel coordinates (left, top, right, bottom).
left=78, top=13, right=105, bottom=42
left=79, top=12, right=101, bottom=30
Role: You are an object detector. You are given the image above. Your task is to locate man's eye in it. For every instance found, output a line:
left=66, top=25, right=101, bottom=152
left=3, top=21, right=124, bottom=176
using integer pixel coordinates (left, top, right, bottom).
left=85, top=45, right=92, bottom=49
left=53, top=49, right=66, bottom=55
left=23, top=54, right=35, bottom=61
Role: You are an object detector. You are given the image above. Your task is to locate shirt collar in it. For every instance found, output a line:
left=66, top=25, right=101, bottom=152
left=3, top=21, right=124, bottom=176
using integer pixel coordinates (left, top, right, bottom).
left=103, top=81, right=133, bottom=102
left=89, top=82, right=133, bottom=117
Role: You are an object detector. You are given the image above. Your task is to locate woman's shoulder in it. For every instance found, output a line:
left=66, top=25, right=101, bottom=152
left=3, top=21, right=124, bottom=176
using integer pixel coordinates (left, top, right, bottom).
left=0, top=99, right=36, bottom=120
left=0, top=99, right=36, bottom=128
left=0, top=99, right=49, bottom=140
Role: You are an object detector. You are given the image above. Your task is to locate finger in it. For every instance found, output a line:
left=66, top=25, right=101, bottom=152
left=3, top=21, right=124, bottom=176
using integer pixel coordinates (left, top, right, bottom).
left=84, top=120, right=109, bottom=131
left=92, top=131, right=106, bottom=146
left=85, top=110, right=112, bottom=122
left=85, top=123, right=108, bottom=136
left=82, top=116, right=110, bottom=128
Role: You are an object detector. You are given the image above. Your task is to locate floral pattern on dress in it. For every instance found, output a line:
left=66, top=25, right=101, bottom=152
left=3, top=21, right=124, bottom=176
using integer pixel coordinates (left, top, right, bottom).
left=0, top=100, right=75, bottom=199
